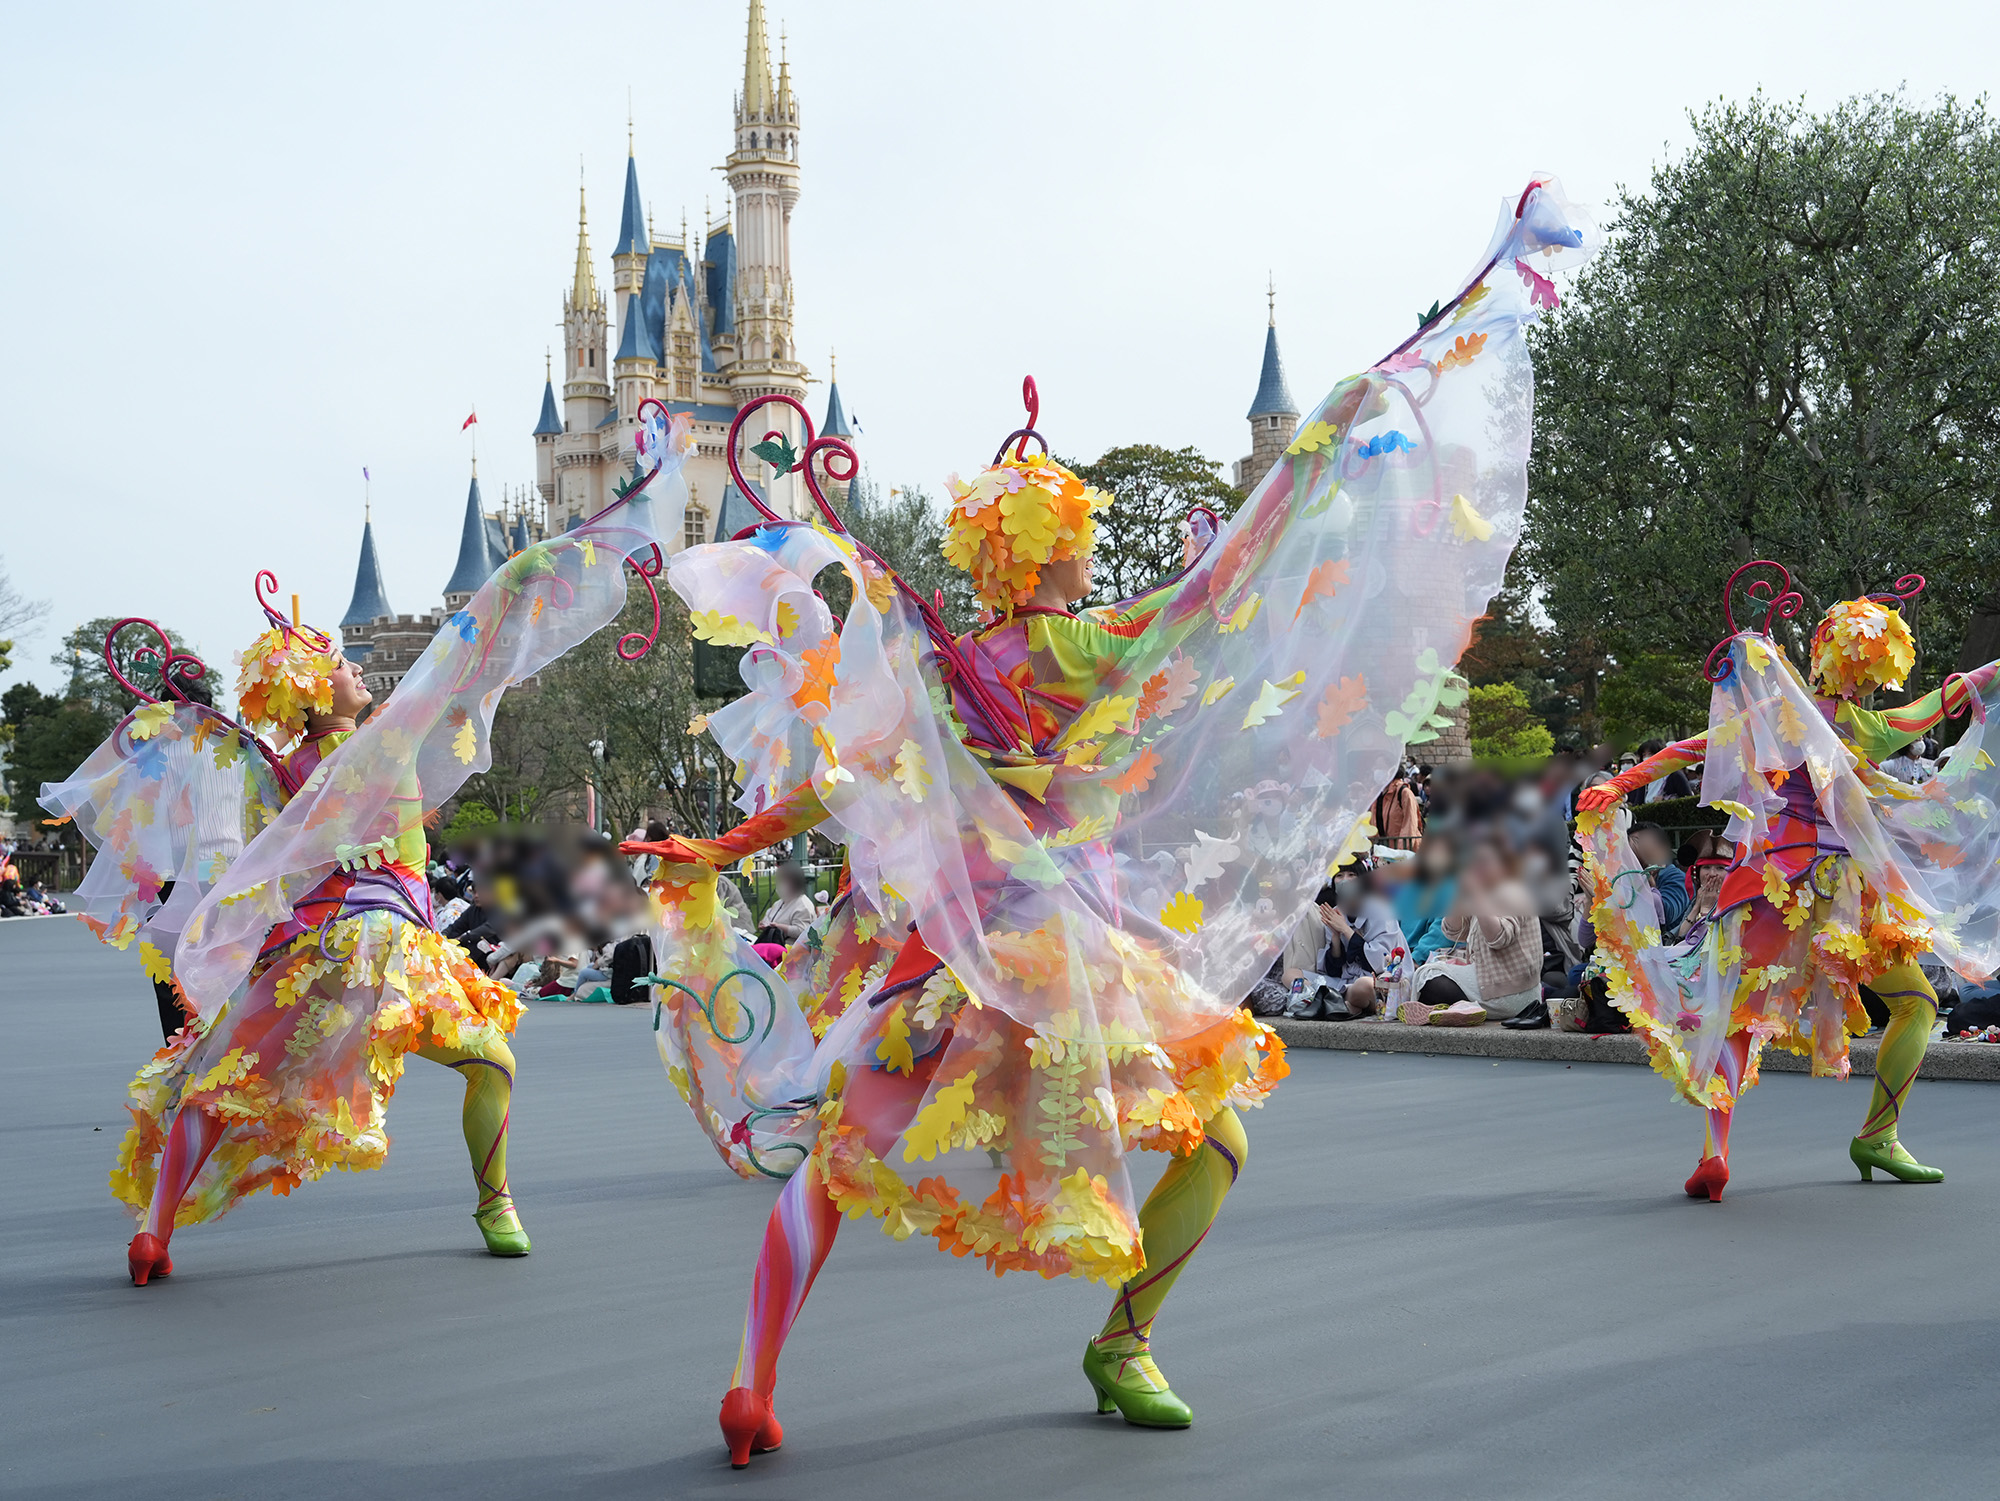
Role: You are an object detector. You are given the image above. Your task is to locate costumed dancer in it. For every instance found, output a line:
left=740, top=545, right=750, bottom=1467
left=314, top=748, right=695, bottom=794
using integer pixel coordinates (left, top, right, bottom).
left=107, top=413, right=696, bottom=1285
left=624, top=180, right=1597, bottom=1464
left=41, top=622, right=288, bottom=1041
left=1577, top=565, right=2000, bottom=1200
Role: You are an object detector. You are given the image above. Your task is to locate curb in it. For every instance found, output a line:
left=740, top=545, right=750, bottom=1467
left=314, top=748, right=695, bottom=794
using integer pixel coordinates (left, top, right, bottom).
left=1268, top=1017, right=2000, bottom=1082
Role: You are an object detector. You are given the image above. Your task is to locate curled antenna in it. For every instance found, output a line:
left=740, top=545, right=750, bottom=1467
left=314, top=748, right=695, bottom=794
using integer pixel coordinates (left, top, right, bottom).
left=1703, top=560, right=1805, bottom=683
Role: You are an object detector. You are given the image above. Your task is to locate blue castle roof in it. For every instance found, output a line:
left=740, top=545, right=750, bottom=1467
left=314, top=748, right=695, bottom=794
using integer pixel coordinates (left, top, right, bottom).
left=1247, top=323, right=1298, bottom=418
left=714, top=481, right=767, bottom=542
left=822, top=379, right=852, bottom=439
left=614, top=154, right=649, bottom=258
left=704, top=225, right=736, bottom=341
left=444, top=475, right=494, bottom=597
left=340, top=518, right=393, bottom=629
left=533, top=378, right=562, bottom=436
left=615, top=291, right=658, bottom=362
left=640, top=249, right=672, bottom=367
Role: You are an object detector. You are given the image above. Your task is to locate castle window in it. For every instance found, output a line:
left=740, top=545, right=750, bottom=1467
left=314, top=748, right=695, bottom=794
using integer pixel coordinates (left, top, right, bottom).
left=765, top=132, right=773, bottom=149
left=684, top=504, right=710, bottom=551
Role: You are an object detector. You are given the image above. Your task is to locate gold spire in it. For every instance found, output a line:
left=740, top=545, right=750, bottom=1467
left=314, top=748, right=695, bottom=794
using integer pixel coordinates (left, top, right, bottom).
left=777, top=22, right=793, bottom=118
left=1267, top=273, right=1276, bottom=327
left=572, top=178, right=598, bottom=306
left=829, top=346, right=836, bottom=382
left=627, top=90, right=634, bottom=154
left=742, top=0, right=774, bottom=121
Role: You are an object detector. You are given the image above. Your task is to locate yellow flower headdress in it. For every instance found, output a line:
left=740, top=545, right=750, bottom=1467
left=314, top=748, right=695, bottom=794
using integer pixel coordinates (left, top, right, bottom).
left=1809, top=596, right=1916, bottom=699
left=234, top=573, right=340, bottom=739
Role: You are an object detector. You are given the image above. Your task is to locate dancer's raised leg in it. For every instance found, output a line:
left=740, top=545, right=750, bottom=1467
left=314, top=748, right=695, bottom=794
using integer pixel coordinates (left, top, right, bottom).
left=1085, top=1106, right=1249, bottom=1427
left=1687, top=1030, right=1749, bottom=1202
left=1851, top=963, right=1942, bottom=1183
left=130, top=1104, right=225, bottom=1283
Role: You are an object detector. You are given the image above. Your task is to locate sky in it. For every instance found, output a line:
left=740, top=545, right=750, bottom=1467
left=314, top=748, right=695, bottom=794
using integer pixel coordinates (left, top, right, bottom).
left=2, top=0, right=1995, bottom=697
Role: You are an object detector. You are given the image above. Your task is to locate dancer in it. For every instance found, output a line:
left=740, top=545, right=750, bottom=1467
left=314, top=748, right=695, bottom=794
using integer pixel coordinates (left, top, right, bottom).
left=626, top=179, right=1596, bottom=1464
left=42, top=621, right=288, bottom=1041
left=1577, top=565, right=2000, bottom=1200
left=108, top=412, right=695, bottom=1284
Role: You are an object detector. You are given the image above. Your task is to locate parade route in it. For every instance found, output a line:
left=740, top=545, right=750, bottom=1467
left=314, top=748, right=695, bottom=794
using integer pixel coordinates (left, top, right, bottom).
left=6, top=917, right=1999, bottom=1501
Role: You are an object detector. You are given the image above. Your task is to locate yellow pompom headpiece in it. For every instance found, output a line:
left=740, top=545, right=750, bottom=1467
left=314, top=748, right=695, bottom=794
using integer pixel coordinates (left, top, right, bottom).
left=1809, top=597, right=1916, bottom=699
left=941, top=453, right=1112, bottom=612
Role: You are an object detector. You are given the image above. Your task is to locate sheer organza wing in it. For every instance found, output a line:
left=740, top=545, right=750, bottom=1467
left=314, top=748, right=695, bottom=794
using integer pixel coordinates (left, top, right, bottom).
left=175, top=412, right=697, bottom=1012
left=40, top=702, right=284, bottom=992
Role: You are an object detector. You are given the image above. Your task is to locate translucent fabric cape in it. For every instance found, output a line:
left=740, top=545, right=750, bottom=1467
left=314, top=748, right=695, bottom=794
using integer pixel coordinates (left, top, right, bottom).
left=40, top=702, right=285, bottom=975
left=647, top=181, right=1598, bottom=1235
left=174, top=416, right=695, bottom=1016
left=1580, top=633, right=2000, bottom=1101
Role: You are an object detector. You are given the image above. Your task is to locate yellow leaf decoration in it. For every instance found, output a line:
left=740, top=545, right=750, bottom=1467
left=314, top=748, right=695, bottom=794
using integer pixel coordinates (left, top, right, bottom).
left=902, top=1070, right=979, bottom=1162
left=1158, top=891, right=1204, bottom=935
left=138, top=940, right=173, bottom=985
left=1744, top=637, right=1772, bottom=674
left=1711, top=799, right=1755, bottom=822
left=581, top=537, right=598, bottom=567
left=687, top=712, right=711, bottom=736
left=1219, top=593, right=1264, bottom=634
left=1285, top=419, right=1339, bottom=457
left=893, top=739, right=932, bottom=802
left=130, top=702, right=175, bottom=740
left=1776, top=695, right=1807, bottom=745
left=1201, top=676, right=1237, bottom=708
left=877, top=1000, right=915, bottom=1075
left=450, top=709, right=478, bottom=765
left=1056, top=694, right=1138, bottom=751
left=1450, top=494, right=1495, bottom=543
left=690, top=609, right=774, bottom=647
left=776, top=600, right=800, bottom=637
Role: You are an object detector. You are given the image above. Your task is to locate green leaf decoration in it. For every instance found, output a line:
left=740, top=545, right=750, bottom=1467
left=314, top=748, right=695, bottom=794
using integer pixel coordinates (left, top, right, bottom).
left=751, top=436, right=802, bottom=475
left=1416, top=300, right=1444, bottom=329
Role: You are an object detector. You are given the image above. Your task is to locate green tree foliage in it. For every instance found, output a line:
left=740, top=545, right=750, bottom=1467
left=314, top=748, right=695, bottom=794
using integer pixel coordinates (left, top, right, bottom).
left=1524, top=92, right=2000, bottom=698
left=55, top=616, right=208, bottom=717
left=1468, top=682, right=1554, bottom=776
left=440, top=801, right=499, bottom=845
left=1065, top=445, right=1243, bottom=606
left=1, top=683, right=110, bottom=838
left=0, top=558, right=50, bottom=676
left=1596, top=653, right=1713, bottom=749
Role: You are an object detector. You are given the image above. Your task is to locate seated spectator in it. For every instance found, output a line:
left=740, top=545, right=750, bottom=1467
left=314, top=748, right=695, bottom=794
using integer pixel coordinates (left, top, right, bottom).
left=758, top=864, right=818, bottom=946
left=1285, top=867, right=1407, bottom=1019
left=1406, top=836, right=1542, bottom=1021
left=1391, top=833, right=1459, bottom=966
left=1371, top=771, right=1423, bottom=843
left=1629, top=822, right=1691, bottom=937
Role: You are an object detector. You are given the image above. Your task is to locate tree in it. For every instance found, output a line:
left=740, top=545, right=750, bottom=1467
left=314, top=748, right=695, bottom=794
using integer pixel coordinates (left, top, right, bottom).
left=1596, top=653, right=1713, bottom=748
left=1, top=682, right=110, bottom=838
left=1468, top=682, right=1554, bottom=776
left=0, top=557, right=49, bottom=676
left=1524, top=92, right=2000, bottom=702
left=1064, top=445, right=1243, bottom=605
left=53, top=616, right=208, bottom=718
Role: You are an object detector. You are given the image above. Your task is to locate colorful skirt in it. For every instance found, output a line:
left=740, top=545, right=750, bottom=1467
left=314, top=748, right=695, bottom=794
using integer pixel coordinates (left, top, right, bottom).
left=112, top=866, right=521, bottom=1226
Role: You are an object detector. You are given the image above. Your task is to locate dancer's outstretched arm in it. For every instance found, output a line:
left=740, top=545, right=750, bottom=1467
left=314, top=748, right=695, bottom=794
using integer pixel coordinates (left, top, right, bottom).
left=622, top=781, right=831, bottom=870
left=1577, top=735, right=1710, bottom=812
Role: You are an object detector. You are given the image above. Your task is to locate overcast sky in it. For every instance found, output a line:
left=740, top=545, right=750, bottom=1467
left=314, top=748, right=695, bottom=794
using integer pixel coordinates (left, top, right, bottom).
left=3, top=0, right=1994, bottom=697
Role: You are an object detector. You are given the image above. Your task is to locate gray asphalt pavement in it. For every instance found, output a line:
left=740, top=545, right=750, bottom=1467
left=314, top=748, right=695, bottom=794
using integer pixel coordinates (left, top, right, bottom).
left=5, top=915, right=1998, bottom=1500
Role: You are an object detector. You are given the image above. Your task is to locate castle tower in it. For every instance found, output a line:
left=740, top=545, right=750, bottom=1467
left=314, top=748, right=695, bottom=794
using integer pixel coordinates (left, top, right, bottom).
left=1236, top=282, right=1299, bottom=491
left=561, top=183, right=611, bottom=521
left=443, top=467, right=495, bottom=613
left=727, top=1, right=808, bottom=513
left=532, top=352, right=562, bottom=509
left=818, top=349, right=855, bottom=503
left=338, top=508, right=393, bottom=675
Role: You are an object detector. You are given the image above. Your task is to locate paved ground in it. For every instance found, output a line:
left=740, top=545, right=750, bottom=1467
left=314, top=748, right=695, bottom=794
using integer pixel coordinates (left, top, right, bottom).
left=6, top=916, right=1999, bottom=1501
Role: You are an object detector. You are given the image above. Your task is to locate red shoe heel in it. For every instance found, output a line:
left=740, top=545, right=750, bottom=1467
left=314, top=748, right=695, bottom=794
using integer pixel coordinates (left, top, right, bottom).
left=718, top=1386, right=782, bottom=1469
left=128, top=1232, right=173, bottom=1285
left=1683, top=1155, right=1728, bottom=1203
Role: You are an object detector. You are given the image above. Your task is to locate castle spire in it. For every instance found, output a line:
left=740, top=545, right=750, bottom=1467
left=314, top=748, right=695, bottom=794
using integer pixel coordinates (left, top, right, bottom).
left=777, top=23, right=793, bottom=119
left=742, top=0, right=774, bottom=121
left=341, top=512, right=393, bottom=629
left=571, top=180, right=597, bottom=306
left=615, top=146, right=648, bottom=257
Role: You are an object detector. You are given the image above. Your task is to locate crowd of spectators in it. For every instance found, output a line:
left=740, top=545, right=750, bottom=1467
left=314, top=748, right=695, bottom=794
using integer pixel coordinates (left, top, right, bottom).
left=0, top=839, right=66, bottom=918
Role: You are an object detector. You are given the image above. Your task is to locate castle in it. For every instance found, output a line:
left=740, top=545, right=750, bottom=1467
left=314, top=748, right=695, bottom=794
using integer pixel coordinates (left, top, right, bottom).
left=339, top=0, right=849, bottom=695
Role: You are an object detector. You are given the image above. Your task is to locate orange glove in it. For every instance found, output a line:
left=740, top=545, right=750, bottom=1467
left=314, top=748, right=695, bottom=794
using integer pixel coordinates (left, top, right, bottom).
left=1574, top=781, right=1629, bottom=815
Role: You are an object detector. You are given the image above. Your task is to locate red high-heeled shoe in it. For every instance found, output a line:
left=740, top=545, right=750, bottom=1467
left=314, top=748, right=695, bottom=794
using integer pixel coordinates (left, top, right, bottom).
left=128, top=1232, right=173, bottom=1285
left=719, top=1387, right=783, bottom=1469
left=1683, top=1155, right=1728, bottom=1203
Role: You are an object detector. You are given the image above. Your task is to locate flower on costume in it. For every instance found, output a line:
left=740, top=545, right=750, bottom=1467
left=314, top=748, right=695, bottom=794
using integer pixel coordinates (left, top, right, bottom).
left=1809, top=598, right=1916, bottom=699
left=942, top=453, right=1113, bottom=613
left=234, top=624, right=339, bottom=741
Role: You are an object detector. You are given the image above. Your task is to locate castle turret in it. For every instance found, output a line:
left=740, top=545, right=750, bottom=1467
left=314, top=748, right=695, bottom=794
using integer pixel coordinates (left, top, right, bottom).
left=1236, top=283, right=1300, bottom=490
left=532, top=354, right=562, bottom=510
left=444, top=468, right=495, bottom=611
left=561, top=183, right=610, bottom=523
left=339, top=510, right=393, bottom=662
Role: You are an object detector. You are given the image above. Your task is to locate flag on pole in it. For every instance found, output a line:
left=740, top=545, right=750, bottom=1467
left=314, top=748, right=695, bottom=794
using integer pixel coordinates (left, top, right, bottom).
left=462, top=409, right=479, bottom=431
left=362, top=466, right=371, bottom=481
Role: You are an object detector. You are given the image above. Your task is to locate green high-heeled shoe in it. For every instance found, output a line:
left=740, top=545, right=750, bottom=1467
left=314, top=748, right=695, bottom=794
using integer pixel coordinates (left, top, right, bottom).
left=1849, top=1136, right=1943, bottom=1184
left=1082, top=1340, right=1192, bottom=1429
left=474, top=1193, right=533, bottom=1256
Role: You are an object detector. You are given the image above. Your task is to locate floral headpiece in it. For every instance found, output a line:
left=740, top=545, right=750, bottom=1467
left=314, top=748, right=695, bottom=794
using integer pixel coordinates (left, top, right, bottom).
left=940, top=381, right=1112, bottom=613
left=1809, top=597, right=1916, bottom=699
left=234, top=571, right=340, bottom=740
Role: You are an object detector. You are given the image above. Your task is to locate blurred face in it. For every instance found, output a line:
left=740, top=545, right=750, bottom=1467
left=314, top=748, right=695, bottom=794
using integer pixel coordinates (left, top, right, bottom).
left=777, top=869, right=806, bottom=898
left=325, top=659, right=373, bottom=720
left=1464, top=843, right=1505, bottom=889
left=1334, top=877, right=1365, bottom=917
left=1630, top=828, right=1671, bottom=867
left=1418, top=836, right=1455, bottom=880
